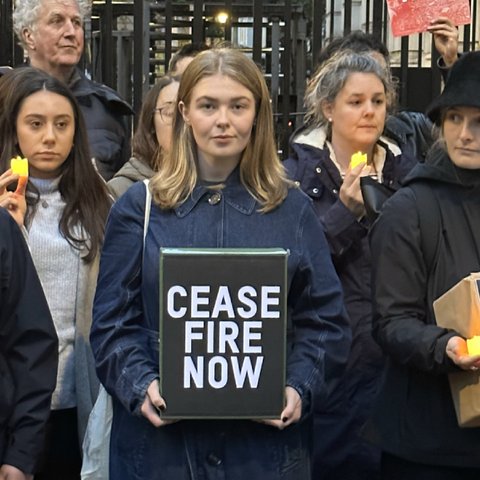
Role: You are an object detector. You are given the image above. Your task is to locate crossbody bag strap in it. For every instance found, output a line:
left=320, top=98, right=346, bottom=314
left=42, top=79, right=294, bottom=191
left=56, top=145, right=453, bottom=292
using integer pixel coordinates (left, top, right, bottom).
left=143, top=179, right=151, bottom=248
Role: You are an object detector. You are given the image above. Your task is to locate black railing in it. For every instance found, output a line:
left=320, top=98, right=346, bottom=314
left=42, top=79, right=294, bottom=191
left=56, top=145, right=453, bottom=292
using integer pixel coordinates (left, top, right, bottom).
left=1, top=1, right=478, bottom=156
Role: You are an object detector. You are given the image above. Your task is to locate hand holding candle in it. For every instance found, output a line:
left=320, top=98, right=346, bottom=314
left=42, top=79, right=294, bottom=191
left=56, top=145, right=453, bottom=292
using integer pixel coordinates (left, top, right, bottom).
left=10, top=156, right=28, bottom=194
left=467, top=336, right=480, bottom=356
left=349, top=151, right=367, bottom=169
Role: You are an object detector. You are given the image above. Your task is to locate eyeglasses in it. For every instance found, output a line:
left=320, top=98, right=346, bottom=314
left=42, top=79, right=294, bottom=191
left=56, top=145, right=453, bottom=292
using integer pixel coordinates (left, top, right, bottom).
left=154, top=102, right=176, bottom=124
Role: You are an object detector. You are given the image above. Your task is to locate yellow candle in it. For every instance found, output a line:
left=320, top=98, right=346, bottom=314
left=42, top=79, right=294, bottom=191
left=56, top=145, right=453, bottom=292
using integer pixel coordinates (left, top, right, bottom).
left=467, top=336, right=480, bottom=356
left=350, top=151, right=367, bottom=169
left=10, top=156, right=29, bottom=177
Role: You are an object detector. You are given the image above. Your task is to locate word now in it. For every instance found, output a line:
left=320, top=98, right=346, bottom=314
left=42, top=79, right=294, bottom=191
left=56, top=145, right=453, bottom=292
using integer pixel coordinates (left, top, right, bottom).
left=184, top=355, right=264, bottom=389
left=167, top=285, right=281, bottom=319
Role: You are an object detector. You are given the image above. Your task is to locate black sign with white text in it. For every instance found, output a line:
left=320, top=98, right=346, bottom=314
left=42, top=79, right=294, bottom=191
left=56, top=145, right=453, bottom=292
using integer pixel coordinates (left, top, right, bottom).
left=159, top=248, right=287, bottom=419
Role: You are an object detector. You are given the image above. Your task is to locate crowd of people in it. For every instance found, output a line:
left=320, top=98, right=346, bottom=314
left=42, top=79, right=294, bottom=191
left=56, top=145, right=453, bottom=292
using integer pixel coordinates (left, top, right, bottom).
left=1, top=1, right=480, bottom=480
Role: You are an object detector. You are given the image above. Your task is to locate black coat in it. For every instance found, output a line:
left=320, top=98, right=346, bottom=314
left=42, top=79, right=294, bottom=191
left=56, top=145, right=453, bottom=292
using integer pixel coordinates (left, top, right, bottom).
left=369, top=147, right=480, bottom=467
left=0, top=209, right=58, bottom=474
left=70, top=69, right=134, bottom=181
left=284, top=126, right=419, bottom=477
left=384, top=110, right=434, bottom=163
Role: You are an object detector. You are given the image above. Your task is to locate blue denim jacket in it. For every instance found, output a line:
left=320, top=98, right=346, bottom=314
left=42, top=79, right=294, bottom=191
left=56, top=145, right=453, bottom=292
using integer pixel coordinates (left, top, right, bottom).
left=91, top=171, right=350, bottom=479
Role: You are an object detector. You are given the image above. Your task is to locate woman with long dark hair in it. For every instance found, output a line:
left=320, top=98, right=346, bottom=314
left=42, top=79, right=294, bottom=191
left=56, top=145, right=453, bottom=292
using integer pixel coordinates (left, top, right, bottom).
left=0, top=66, right=111, bottom=480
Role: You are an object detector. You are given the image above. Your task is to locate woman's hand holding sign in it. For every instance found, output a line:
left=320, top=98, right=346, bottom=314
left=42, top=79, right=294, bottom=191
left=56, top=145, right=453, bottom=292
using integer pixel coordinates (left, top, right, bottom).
left=141, top=379, right=177, bottom=427
left=258, top=386, right=302, bottom=430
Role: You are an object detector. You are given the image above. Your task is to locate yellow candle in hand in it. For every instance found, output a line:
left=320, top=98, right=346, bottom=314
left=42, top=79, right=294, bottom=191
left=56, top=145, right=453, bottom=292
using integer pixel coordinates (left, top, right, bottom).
left=350, top=151, right=367, bottom=169
left=467, top=336, right=480, bottom=356
left=10, top=156, right=29, bottom=177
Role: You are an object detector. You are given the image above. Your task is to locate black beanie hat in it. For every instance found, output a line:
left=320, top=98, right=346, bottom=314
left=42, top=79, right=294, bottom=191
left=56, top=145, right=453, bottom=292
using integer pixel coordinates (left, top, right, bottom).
left=426, top=51, right=480, bottom=125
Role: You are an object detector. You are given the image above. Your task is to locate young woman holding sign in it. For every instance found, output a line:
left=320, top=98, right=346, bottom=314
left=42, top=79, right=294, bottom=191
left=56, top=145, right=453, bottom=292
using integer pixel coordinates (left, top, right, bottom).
left=90, top=47, right=350, bottom=479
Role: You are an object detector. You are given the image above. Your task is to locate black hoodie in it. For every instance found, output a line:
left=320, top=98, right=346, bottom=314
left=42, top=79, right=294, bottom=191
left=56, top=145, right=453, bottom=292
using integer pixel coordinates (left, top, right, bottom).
left=368, top=145, right=480, bottom=467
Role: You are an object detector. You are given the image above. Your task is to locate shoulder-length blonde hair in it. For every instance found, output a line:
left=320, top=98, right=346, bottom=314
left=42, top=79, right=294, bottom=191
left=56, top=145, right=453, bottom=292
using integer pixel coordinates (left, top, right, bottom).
left=150, top=47, right=290, bottom=212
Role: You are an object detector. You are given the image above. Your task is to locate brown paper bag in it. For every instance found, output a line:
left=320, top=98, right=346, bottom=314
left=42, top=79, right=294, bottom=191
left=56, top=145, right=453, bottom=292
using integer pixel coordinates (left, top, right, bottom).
left=446, top=370, right=480, bottom=427
left=433, top=272, right=480, bottom=337
left=433, top=272, right=480, bottom=428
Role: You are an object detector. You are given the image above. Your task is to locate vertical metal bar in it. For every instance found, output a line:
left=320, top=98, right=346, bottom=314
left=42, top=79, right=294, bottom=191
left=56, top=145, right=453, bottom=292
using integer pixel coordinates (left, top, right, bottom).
left=1, top=0, right=13, bottom=65
left=224, top=0, right=232, bottom=42
left=165, top=0, right=173, bottom=71
left=271, top=19, right=280, bottom=107
left=311, top=0, right=325, bottom=68
left=101, top=0, right=114, bottom=86
left=463, top=23, right=471, bottom=52
left=329, top=0, right=334, bottom=38
left=82, top=12, right=92, bottom=74
left=430, top=35, right=441, bottom=103
left=471, top=0, right=477, bottom=51
left=365, top=0, right=371, bottom=33
left=192, top=1, right=203, bottom=44
left=281, top=0, right=292, bottom=158
left=116, top=33, right=126, bottom=100
left=399, top=36, right=409, bottom=109
left=133, top=0, right=149, bottom=117
left=417, top=34, right=423, bottom=68
left=382, top=1, right=388, bottom=43
left=252, top=0, right=263, bottom=65
left=372, top=0, right=383, bottom=39
left=294, top=15, right=307, bottom=119
left=343, top=0, right=352, bottom=35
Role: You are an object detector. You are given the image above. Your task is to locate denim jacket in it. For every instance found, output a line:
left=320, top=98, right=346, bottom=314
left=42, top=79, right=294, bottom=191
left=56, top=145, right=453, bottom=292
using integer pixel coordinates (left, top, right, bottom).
left=91, top=171, right=350, bottom=479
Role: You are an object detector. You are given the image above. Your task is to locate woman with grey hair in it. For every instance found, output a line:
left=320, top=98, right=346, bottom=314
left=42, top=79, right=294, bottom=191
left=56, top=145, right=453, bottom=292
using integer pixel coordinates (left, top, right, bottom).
left=284, top=50, right=418, bottom=480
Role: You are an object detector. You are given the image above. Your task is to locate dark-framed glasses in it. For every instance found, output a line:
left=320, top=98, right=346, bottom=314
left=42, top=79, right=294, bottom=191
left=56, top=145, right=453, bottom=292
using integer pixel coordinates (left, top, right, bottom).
left=154, top=102, right=175, bottom=124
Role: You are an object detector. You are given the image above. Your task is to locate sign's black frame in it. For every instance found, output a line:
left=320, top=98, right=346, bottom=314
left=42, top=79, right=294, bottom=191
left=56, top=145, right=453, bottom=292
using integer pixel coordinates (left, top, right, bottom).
left=159, top=248, right=288, bottom=419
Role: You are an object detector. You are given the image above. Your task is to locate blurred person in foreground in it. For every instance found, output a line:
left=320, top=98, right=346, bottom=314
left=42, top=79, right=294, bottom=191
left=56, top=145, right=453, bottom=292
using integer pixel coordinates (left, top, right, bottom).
left=0, top=208, right=58, bottom=480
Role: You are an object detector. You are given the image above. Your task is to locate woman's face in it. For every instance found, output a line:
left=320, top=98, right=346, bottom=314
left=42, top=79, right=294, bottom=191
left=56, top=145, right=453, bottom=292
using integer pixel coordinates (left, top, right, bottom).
left=180, top=73, right=256, bottom=181
left=16, top=89, right=75, bottom=179
left=323, top=72, right=387, bottom=152
left=443, top=106, right=480, bottom=169
left=154, top=81, right=179, bottom=152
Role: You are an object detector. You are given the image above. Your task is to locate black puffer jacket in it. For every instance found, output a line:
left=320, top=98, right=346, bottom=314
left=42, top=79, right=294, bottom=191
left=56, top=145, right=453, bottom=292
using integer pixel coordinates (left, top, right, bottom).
left=0, top=209, right=58, bottom=474
left=70, top=69, right=134, bottom=181
left=384, top=110, right=435, bottom=163
left=369, top=147, right=480, bottom=467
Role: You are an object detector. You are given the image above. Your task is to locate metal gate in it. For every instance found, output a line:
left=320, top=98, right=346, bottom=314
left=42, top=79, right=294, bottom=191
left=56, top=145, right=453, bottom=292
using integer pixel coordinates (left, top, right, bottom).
left=1, top=1, right=479, bottom=156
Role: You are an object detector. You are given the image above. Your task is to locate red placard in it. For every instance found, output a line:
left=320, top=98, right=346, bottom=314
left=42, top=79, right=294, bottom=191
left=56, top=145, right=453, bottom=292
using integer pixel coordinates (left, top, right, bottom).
left=386, top=0, right=471, bottom=37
